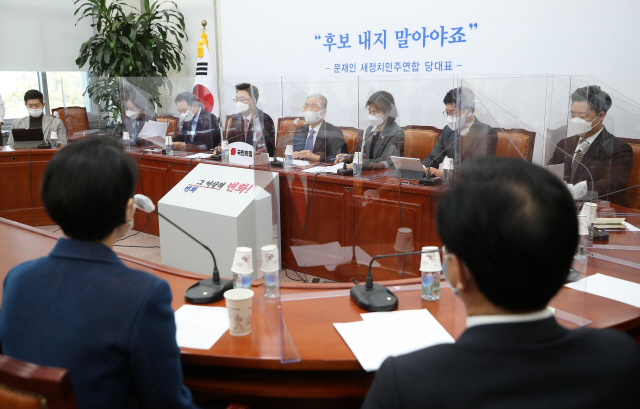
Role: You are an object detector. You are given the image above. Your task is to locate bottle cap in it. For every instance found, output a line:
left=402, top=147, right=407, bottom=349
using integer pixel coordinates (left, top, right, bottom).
left=231, top=247, right=253, bottom=274
left=260, top=244, right=279, bottom=272
left=420, top=246, right=442, bottom=272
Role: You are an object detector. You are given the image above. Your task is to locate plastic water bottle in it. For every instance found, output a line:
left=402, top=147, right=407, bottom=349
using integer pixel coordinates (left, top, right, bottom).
left=221, top=141, right=230, bottom=162
left=50, top=131, right=58, bottom=148
left=284, top=145, right=294, bottom=168
left=233, top=273, right=252, bottom=289
left=261, top=244, right=280, bottom=298
left=263, top=271, right=280, bottom=298
left=122, top=132, right=131, bottom=150
left=165, top=135, right=173, bottom=156
left=353, top=152, right=362, bottom=178
left=442, top=158, right=453, bottom=185
left=422, top=270, right=441, bottom=301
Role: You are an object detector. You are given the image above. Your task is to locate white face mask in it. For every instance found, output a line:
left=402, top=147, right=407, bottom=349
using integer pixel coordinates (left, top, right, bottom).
left=28, top=108, right=43, bottom=118
left=126, top=110, right=138, bottom=119
left=180, top=110, right=195, bottom=122
left=447, top=110, right=471, bottom=131
left=304, top=110, right=324, bottom=125
left=567, top=117, right=596, bottom=137
left=368, top=114, right=385, bottom=127
left=236, top=101, right=250, bottom=114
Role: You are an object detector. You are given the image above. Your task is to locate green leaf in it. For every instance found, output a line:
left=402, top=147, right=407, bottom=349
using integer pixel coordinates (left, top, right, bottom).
left=118, top=36, right=130, bottom=45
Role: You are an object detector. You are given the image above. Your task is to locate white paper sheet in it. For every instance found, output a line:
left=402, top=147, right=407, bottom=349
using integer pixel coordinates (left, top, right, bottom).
left=290, top=242, right=381, bottom=270
left=302, top=163, right=346, bottom=174
left=622, top=221, right=640, bottom=232
left=138, top=121, right=169, bottom=147
left=565, top=273, right=640, bottom=309
left=174, top=305, right=229, bottom=350
left=334, top=309, right=454, bottom=372
left=269, top=156, right=313, bottom=167
left=185, top=153, right=214, bottom=159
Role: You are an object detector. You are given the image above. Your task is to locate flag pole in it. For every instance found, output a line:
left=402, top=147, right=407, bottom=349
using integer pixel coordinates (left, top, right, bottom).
left=210, top=0, right=226, bottom=132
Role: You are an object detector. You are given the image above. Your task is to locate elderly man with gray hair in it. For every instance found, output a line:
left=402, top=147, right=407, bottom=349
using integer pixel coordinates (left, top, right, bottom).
left=293, top=93, right=347, bottom=162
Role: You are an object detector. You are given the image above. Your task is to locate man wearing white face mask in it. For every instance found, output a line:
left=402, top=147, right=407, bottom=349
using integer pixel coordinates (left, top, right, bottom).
left=292, top=93, right=347, bottom=162
left=363, top=158, right=640, bottom=409
left=548, top=85, right=632, bottom=206
left=223, top=83, right=276, bottom=156
left=421, top=87, right=494, bottom=176
left=8, top=89, right=67, bottom=146
left=122, top=90, right=155, bottom=147
left=336, top=91, right=405, bottom=170
left=172, top=92, right=220, bottom=151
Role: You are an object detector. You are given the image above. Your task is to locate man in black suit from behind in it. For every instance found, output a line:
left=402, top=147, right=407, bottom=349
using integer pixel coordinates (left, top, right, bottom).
left=548, top=85, right=632, bottom=207
left=422, top=87, right=495, bottom=175
left=363, top=158, right=640, bottom=409
left=224, top=83, right=276, bottom=157
left=172, top=92, right=220, bottom=151
left=293, top=93, right=347, bottom=162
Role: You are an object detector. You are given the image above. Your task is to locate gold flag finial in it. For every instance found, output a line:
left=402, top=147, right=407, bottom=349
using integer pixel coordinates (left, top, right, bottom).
left=201, top=20, right=207, bottom=29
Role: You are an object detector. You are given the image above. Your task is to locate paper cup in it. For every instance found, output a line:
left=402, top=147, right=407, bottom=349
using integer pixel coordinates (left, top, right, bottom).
left=222, top=140, right=229, bottom=149
left=122, top=131, right=130, bottom=140
left=578, top=214, right=588, bottom=235
left=231, top=247, right=253, bottom=274
left=582, top=202, right=597, bottom=224
left=353, top=152, right=363, bottom=165
left=420, top=246, right=442, bottom=272
left=261, top=244, right=279, bottom=272
left=224, top=289, right=254, bottom=336
left=394, top=227, right=414, bottom=252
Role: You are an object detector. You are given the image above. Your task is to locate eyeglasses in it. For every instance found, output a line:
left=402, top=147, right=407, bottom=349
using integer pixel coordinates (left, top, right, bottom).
left=233, top=98, right=251, bottom=103
left=442, top=110, right=457, bottom=118
left=302, top=104, right=324, bottom=111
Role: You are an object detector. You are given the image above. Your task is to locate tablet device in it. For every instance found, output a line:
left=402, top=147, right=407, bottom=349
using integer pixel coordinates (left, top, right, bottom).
left=12, top=128, right=44, bottom=149
left=391, top=156, right=427, bottom=180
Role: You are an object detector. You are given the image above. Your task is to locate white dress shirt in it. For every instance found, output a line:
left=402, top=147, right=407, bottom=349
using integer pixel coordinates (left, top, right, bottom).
left=306, top=120, right=323, bottom=148
left=573, top=127, right=603, bottom=161
left=466, top=307, right=553, bottom=329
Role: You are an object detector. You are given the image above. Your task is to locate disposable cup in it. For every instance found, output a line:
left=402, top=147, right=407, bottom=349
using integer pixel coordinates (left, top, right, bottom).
left=224, top=289, right=254, bottom=336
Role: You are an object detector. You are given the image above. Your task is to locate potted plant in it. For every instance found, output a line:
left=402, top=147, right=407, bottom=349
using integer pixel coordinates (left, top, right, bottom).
left=74, top=0, right=188, bottom=121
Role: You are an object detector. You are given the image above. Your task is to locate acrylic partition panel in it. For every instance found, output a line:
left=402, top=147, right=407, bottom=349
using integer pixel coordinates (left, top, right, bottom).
left=118, top=77, right=171, bottom=148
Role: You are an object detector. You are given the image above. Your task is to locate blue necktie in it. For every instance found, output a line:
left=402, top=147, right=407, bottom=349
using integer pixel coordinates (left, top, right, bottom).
left=304, top=129, right=315, bottom=151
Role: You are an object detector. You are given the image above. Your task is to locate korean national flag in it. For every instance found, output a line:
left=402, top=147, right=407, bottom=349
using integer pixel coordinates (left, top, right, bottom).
left=194, top=30, right=220, bottom=117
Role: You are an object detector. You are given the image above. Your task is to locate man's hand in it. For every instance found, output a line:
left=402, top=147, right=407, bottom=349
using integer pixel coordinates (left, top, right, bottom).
left=293, top=150, right=320, bottom=162
left=334, top=153, right=349, bottom=164
left=426, top=167, right=443, bottom=177
left=172, top=142, right=186, bottom=151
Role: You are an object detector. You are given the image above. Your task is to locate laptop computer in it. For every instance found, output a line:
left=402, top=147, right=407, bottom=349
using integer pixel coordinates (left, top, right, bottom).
left=12, top=128, right=44, bottom=149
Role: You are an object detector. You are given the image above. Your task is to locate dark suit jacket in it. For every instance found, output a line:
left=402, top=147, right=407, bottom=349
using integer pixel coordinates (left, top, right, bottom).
left=225, top=109, right=276, bottom=157
left=361, top=118, right=405, bottom=169
left=422, top=119, right=496, bottom=167
left=293, top=120, right=347, bottom=162
left=0, top=238, right=199, bottom=409
left=174, top=106, right=220, bottom=151
left=362, top=317, right=640, bottom=409
left=548, top=127, right=632, bottom=206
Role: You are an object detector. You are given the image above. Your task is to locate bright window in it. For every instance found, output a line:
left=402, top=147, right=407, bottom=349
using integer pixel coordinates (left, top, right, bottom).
left=0, top=71, right=40, bottom=120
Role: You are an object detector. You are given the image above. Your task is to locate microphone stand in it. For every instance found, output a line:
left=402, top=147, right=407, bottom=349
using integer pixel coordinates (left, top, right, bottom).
left=155, top=210, right=233, bottom=303
left=350, top=248, right=440, bottom=312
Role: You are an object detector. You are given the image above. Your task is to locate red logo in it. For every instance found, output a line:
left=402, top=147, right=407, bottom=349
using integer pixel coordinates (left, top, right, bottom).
left=231, top=148, right=236, bottom=155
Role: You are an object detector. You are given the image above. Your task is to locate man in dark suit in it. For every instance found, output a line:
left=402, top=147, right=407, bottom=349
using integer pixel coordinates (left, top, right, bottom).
left=173, top=91, right=220, bottom=151
left=223, top=82, right=275, bottom=156
left=0, top=137, right=201, bottom=409
left=363, top=158, right=640, bottom=409
left=422, top=87, right=495, bottom=176
left=293, top=93, right=347, bottom=162
left=548, top=85, right=632, bottom=207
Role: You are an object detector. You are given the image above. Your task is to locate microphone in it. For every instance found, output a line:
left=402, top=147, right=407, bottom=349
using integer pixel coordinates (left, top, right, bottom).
left=270, top=117, right=301, bottom=168
left=133, top=194, right=233, bottom=303
left=350, top=248, right=441, bottom=312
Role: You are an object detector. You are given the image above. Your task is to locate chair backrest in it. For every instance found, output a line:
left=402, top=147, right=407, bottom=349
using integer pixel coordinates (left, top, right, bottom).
left=276, top=117, right=306, bottom=156
left=0, top=355, right=77, bottom=409
left=50, top=107, right=89, bottom=137
left=402, top=126, right=442, bottom=160
left=337, top=126, right=363, bottom=154
left=155, top=115, right=179, bottom=138
left=619, top=139, right=640, bottom=209
left=495, top=128, right=536, bottom=161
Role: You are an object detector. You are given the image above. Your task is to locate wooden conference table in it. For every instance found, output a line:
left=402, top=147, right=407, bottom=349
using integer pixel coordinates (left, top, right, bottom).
left=0, top=146, right=444, bottom=283
left=2, top=146, right=640, bottom=407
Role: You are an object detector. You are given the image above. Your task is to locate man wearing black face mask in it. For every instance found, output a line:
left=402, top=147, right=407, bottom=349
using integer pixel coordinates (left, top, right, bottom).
left=548, top=85, right=632, bottom=206
left=8, top=89, right=67, bottom=146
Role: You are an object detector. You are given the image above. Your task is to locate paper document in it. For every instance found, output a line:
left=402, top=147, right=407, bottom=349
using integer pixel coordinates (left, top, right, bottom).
left=622, top=221, right=640, bottom=232
left=174, top=305, right=229, bottom=350
left=565, top=273, right=640, bottom=309
left=269, top=156, right=314, bottom=167
left=291, top=241, right=381, bottom=271
left=185, top=153, right=214, bottom=159
left=138, top=121, right=169, bottom=147
left=302, top=163, right=346, bottom=174
left=334, top=309, right=454, bottom=372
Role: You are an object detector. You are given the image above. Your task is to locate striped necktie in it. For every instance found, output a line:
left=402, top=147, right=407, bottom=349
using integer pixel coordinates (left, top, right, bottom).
left=571, top=139, right=589, bottom=181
